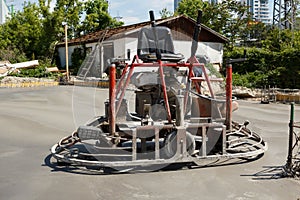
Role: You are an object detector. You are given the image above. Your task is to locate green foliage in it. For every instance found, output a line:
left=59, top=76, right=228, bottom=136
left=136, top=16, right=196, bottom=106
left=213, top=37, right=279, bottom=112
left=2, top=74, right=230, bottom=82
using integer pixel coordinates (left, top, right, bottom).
left=225, top=30, right=300, bottom=89
left=53, top=0, right=83, bottom=37
left=224, top=47, right=275, bottom=74
left=10, top=66, right=49, bottom=78
left=296, top=17, right=300, bottom=31
left=206, top=63, right=223, bottom=78
left=0, top=0, right=298, bottom=90
left=239, top=22, right=272, bottom=47
left=159, top=8, right=173, bottom=19
left=176, top=0, right=205, bottom=21
left=0, top=47, right=27, bottom=63
left=0, top=2, right=43, bottom=59
left=81, top=0, right=123, bottom=34
left=176, top=0, right=251, bottom=46
left=232, top=71, right=268, bottom=88
left=0, top=0, right=123, bottom=65
left=9, top=59, right=64, bottom=79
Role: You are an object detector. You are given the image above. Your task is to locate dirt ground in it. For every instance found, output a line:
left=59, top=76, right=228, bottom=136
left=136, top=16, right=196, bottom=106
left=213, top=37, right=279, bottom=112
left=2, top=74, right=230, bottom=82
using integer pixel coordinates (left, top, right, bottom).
left=0, top=86, right=300, bottom=200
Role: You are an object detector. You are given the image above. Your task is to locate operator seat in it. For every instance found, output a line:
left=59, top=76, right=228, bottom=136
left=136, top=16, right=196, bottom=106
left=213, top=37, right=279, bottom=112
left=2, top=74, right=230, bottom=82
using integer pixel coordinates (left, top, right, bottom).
left=137, top=27, right=184, bottom=63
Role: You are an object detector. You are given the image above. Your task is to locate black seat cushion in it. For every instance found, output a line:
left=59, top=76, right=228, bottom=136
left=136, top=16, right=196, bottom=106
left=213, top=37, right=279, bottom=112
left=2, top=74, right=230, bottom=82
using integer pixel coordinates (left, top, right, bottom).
left=137, top=27, right=185, bottom=62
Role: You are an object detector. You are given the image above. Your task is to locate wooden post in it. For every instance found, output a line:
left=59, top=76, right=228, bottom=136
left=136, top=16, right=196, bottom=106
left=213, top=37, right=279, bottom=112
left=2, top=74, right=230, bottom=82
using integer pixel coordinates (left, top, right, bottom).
left=64, top=24, right=69, bottom=82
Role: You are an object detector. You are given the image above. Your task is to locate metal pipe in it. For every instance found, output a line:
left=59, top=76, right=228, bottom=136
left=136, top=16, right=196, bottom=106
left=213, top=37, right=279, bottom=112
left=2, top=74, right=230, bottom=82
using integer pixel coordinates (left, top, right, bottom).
left=225, top=63, right=232, bottom=131
left=176, top=95, right=184, bottom=126
left=200, top=63, right=215, bottom=99
left=158, top=60, right=172, bottom=123
left=116, top=64, right=135, bottom=114
left=109, top=64, right=116, bottom=136
left=287, top=102, right=294, bottom=169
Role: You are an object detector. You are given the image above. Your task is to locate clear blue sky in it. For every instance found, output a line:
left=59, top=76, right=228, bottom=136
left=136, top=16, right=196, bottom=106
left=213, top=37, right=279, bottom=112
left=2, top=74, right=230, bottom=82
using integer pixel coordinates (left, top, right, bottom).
left=13, top=0, right=274, bottom=25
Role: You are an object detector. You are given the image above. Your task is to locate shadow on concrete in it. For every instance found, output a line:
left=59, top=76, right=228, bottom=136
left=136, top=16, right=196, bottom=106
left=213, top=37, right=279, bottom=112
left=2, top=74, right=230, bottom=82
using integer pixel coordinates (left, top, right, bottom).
left=42, top=154, right=108, bottom=175
left=240, top=165, right=285, bottom=180
left=43, top=153, right=263, bottom=176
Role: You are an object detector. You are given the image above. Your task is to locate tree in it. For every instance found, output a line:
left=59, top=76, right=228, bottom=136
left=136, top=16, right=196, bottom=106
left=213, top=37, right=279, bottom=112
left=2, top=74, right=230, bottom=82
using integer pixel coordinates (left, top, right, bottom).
left=81, top=0, right=123, bottom=34
left=38, top=0, right=63, bottom=59
left=176, top=0, right=204, bottom=19
left=0, top=2, right=43, bottom=59
left=159, top=8, right=173, bottom=19
left=295, top=17, right=300, bottom=30
left=0, top=0, right=124, bottom=63
left=239, top=21, right=271, bottom=47
left=0, top=47, right=27, bottom=63
left=176, top=0, right=251, bottom=47
left=52, top=0, right=84, bottom=37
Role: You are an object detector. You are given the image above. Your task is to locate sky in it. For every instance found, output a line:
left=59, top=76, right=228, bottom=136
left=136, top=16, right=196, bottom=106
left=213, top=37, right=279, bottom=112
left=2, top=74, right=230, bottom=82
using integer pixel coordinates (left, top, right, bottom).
left=108, top=0, right=174, bottom=25
left=12, top=0, right=174, bottom=25
left=11, top=0, right=274, bottom=25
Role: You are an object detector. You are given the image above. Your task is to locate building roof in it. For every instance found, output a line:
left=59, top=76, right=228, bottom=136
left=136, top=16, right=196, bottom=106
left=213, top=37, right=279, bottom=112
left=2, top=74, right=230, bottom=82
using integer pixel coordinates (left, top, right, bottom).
left=57, top=15, right=228, bottom=47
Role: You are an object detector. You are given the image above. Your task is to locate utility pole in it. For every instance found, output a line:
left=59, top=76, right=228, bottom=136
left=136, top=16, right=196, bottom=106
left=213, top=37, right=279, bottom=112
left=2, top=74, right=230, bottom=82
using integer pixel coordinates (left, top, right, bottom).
left=63, top=23, right=69, bottom=82
left=114, top=11, right=123, bottom=22
left=273, top=0, right=296, bottom=30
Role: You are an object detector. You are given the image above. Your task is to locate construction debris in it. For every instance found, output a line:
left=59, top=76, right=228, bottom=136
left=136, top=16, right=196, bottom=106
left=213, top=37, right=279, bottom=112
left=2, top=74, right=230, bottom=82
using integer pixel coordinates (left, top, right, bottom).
left=0, top=60, right=39, bottom=77
left=8, top=60, right=39, bottom=69
left=0, top=61, right=12, bottom=77
left=232, top=86, right=258, bottom=98
left=0, top=76, right=59, bottom=88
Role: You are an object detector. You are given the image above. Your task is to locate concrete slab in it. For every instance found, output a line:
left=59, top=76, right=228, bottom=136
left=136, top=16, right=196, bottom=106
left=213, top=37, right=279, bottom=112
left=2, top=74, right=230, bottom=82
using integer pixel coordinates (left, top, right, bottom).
left=0, top=86, right=299, bottom=200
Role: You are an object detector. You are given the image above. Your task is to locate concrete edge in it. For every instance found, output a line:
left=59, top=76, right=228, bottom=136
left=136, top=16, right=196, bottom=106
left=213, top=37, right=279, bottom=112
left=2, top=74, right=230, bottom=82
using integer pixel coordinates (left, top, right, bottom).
left=0, top=81, right=60, bottom=88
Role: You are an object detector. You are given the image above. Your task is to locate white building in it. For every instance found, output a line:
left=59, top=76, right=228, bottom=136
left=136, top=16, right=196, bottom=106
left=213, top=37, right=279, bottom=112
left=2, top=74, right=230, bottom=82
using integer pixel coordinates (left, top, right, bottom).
left=56, top=15, right=228, bottom=78
left=0, top=0, right=10, bottom=24
left=241, top=0, right=271, bottom=24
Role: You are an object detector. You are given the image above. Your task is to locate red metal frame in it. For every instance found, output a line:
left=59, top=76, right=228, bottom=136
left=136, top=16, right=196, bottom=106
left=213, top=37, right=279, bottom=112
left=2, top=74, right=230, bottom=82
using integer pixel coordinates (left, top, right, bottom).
left=109, top=64, right=116, bottom=136
left=225, top=64, right=232, bottom=130
left=113, top=54, right=220, bottom=124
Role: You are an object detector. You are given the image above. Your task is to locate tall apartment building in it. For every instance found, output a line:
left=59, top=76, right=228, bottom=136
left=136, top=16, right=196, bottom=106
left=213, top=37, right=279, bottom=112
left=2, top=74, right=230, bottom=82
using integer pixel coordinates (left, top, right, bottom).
left=174, top=0, right=181, bottom=11
left=0, top=0, right=10, bottom=24
left=241, top=0, right=271, bottom=24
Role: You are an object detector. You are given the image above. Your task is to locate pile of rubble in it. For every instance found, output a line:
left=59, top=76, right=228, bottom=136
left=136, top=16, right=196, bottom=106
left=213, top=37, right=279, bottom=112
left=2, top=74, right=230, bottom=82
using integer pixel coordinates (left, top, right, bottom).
left=0, top=76, right=59, bottom=88
left=0, top=60, right=63, bottom=88
left=232, top=86, right=260, bottom=98
left=0, top=76, right=57, bottom=84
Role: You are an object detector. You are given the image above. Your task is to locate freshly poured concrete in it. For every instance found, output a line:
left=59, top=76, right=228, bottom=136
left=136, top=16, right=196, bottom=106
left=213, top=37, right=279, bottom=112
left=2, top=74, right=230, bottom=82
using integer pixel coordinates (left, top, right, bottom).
left=0, top=86, right=299, bottom=200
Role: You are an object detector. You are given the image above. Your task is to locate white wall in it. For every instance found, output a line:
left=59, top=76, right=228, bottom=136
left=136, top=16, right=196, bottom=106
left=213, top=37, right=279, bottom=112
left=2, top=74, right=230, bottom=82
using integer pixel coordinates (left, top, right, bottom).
left=113, top=38, right=126, bottom=58
left=124, top=37, right=138, bottom=60
left=58, top=42, right=99, bottom=68
left=57, top=37, right=224, bottom=73
left=173, top=41, right=223, bottom=64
